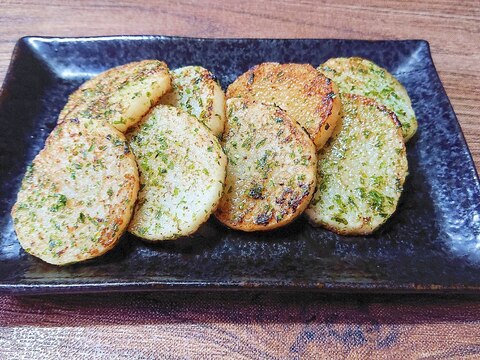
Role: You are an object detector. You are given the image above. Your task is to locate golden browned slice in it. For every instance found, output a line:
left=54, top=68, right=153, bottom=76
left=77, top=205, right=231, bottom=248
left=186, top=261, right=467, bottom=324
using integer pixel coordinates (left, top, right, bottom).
left=126, top=105, right=227, bottom=241
left=215, top=98, right=317, bottom=231
left=226, top=62, right=341, bottom=149
left=59, top=60, right=171, bottom=132
left=11, top=118, right=139, bottom=265
left=160, top=66, right=226, bottom=137
left=305, top=94, right=408, bottom=235
left=318, top=57, right=417, bottom=141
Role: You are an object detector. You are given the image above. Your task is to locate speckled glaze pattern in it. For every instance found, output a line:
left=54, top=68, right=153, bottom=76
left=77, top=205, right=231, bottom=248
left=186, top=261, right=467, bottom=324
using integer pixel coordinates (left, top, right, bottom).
left=0, top=36, right=478, bottom=294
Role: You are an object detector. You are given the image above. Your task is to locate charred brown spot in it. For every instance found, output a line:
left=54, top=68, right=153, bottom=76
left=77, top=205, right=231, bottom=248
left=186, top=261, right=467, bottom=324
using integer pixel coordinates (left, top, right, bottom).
left=247, top=72, right=255, bottom=85
left=56, top=248, right=67, bottom=257
left=362, top=217, right=372, bottom=225
left=255, top=212, right=272, bottom=225
left=288, top=197, right=302, bottom=212
left=249, top=185, right=264, bottom=199
left=316, top=104, right=333, bottom=121
left=326, top=91, right=336, bottom=100
left=275, top=187, right=293, bottom=205
left=209, top=73, right=218, bottom=82
left=287, top=184, right=310, bottom=212
left=300, top=183, right=311, bottom=197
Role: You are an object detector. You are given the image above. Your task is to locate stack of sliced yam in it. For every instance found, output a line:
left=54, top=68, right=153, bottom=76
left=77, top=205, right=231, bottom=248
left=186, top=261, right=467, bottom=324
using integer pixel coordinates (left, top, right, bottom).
left=12, top=61, right=227, bottom=265
left=11, top=55, right=417, bottom=266
left=216, top=63, right=341, bottom=231
left=307, top=57, right=415, bottom=234
left=217, top=59, right=414, bottom=234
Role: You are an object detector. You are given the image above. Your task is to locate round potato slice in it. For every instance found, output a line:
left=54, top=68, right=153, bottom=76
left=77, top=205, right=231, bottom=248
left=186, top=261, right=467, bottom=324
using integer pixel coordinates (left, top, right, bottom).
left=215, top=98, right=317, bottom=232
left=126, top=105, right=227, bottom=241
left=59, top=60, right=172, bottom=132
left=226, top=62, right=341, bottom=149
left=305, top=94, right=408, bottom=235
left=318, top=57, right=417, bottom=141
left=11, top=118, right=139, bottom=265
left=160, top=66, right=226, bottom=137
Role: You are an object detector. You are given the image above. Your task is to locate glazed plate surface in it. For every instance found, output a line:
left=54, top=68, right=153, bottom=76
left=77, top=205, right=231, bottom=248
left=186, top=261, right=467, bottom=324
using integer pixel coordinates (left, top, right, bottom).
left=0, top=36, right=479, bottom=294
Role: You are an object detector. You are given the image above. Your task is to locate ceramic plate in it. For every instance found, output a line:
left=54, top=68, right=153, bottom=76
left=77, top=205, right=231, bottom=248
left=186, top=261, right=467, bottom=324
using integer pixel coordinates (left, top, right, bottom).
left=0, top=36, right=479, bottom=294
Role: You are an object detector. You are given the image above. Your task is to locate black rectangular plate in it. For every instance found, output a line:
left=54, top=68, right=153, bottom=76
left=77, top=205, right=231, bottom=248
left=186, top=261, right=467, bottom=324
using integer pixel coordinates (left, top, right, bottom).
left=0, top=36, right=479, bottom=295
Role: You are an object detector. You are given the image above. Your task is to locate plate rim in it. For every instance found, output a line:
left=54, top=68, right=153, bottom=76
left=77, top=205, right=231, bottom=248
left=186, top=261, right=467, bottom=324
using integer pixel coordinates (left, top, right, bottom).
left=1, top=35, right=479, bottom=295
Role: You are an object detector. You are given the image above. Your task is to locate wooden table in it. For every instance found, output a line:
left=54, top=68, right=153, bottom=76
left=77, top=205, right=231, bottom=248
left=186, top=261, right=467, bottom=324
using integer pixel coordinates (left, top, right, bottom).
left=1, top=1, right=479, bottom=358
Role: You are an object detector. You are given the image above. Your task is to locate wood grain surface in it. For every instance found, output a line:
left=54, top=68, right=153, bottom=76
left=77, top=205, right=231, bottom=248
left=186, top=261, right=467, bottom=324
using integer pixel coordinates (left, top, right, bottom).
left=1, top=0, right=479, bottom=359
left=2, top=292, right=480, bottom=359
